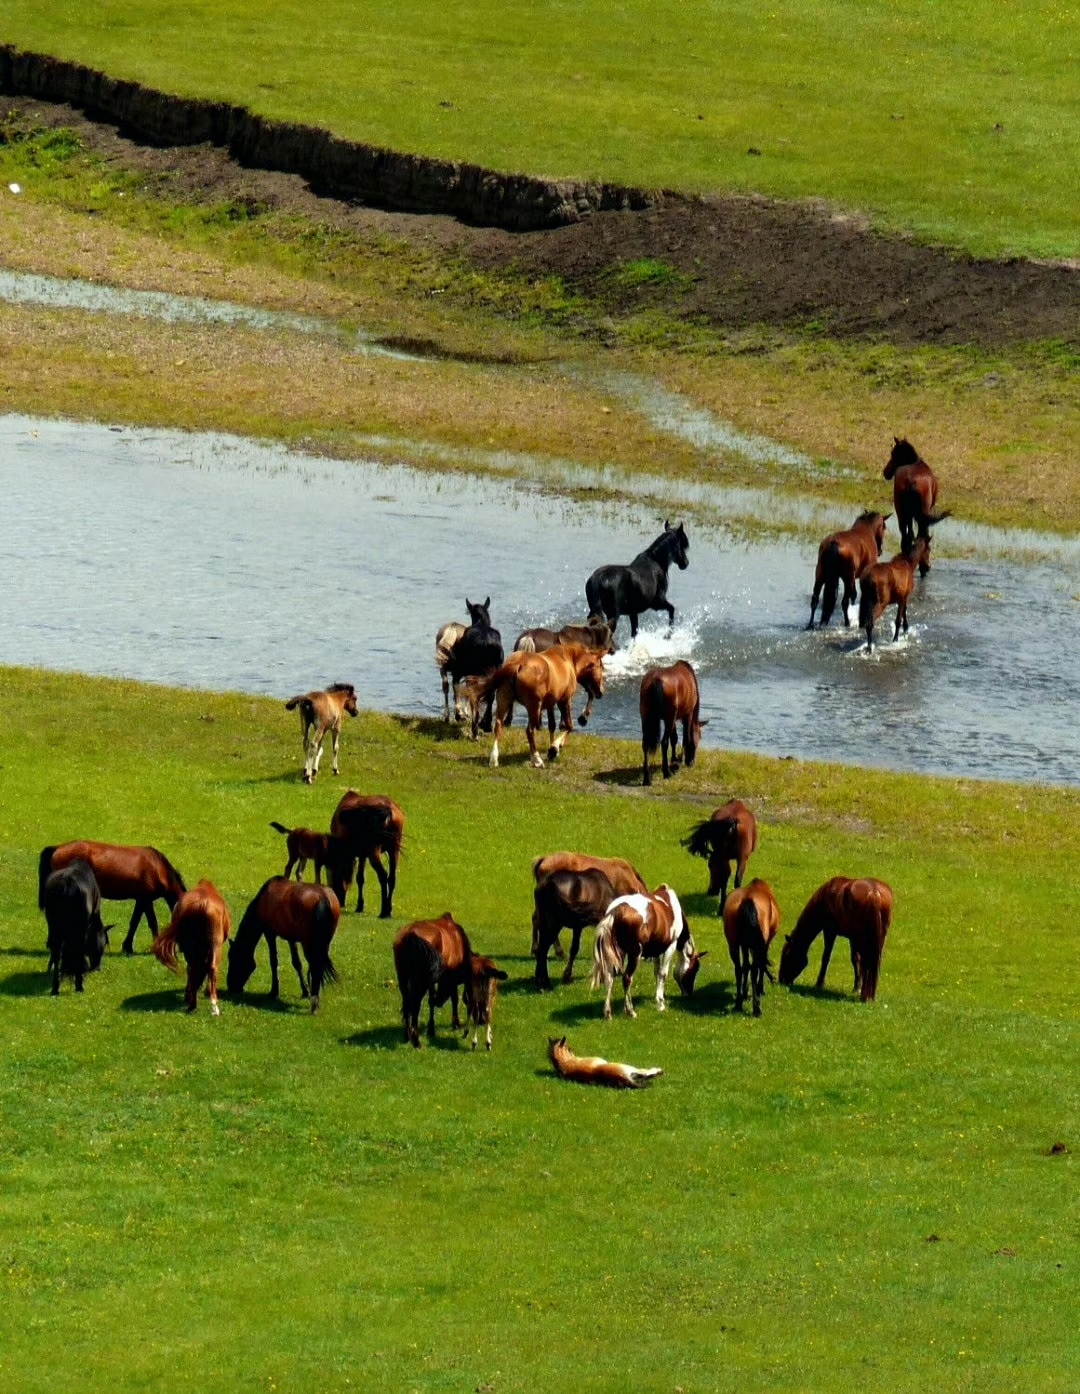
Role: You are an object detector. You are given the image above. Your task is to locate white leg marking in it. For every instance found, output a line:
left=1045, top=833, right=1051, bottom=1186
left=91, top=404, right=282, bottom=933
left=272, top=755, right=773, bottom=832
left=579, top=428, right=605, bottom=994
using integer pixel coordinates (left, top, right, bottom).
left=489, top=738, right=500, bottom=768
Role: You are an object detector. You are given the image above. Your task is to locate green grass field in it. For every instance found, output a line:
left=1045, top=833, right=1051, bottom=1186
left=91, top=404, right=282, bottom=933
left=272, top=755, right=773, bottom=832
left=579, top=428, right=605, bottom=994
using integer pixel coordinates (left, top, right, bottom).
left=2, top=666, right=1079, bottom=1390
left=6, top=0, right=1080, bottom=257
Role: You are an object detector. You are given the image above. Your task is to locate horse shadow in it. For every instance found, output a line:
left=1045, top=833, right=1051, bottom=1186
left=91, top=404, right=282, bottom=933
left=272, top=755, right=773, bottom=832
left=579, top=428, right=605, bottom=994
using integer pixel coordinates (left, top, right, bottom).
left=220, top=990, right=296, bottom=1013
left=0, top=968, right=52, bottom=997
left=389, top=715, right=467, bottom=745
left=0, top=946, right=49, bottom=959
left=592, top=767, right=643, bottom=788
left=547, top=999, right=604, bottom=1025
left=680, top=891, right=720, bottom=918
left=120, top=989, right=189, bottom=1013
left=785, top=981, right=851, bottom=1003
left=235, top=769, right=313, bottom=786
left=677, top=980, right=736, bottom=1015
left=342, top=1024, right=404, bottom=1050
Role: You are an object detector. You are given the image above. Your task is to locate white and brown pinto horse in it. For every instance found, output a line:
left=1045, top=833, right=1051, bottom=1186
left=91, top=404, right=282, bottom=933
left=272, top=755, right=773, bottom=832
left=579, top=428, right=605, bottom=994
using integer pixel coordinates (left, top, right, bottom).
left=435, top=620, right=469, bottom=721
left=474, top=643, right=606, bottom=769
left=284, top=683, right=358, bottom=784
left=591, top=885, right=697, bottom=1020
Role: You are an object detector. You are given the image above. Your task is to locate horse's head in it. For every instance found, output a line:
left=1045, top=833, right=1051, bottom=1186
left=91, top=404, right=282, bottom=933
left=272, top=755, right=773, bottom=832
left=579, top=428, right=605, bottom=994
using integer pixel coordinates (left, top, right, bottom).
left=907, top=534, right=933, bottom=576
left=225, top=938, right=256, bottom=995
left=778, top=933, right=807, bottom=986
left=665, top=520, right=690, bottom=570
left=330, top=682, right=359, bottom=717
left=884, top=436, right=920, bottom=478
left=586, top=614, right=617, bottom=654
left=674, top=948, right=707, bottom=996
left=86, top=912, right=111, bottom=971
left=466, top=597, right=492, bottom=628
left=577, top=650, right=606, bottom=701
left=164, top=860, right=187, bottom=907
left=857, top=511, right=890, bottom=555
left=466, top=955, right=508, bottom=1050
left=685, top=713, right=708, bottom=768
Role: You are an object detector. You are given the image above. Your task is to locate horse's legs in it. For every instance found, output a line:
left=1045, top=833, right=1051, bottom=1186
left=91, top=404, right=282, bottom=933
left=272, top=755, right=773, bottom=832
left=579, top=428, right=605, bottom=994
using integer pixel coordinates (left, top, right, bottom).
left=288, top=941, right=309, bottom=997
left=655, top=945, right=675, bottom=1012
left=524, top=697, right=545, bottom=770
left=549, top=700, right=573, bottom=761
left=450, top=985, right=463, bottom=1032
left=266, top=934, right=280, bottom=998
left=441, top=671, right=451, bottom=721
left=302, top=721, right=316, bottom=783
left=841, top=573, right=856, bottom=627
left=122, top=899, right=147, bottom=955
left=622, top=947, right=641, bottom=1018
left=807, top=572, right=823, bottom=629
left=75, top=969, right=84, bottom=992
left=629, top=612, right=640, bottom=638
left=369, top=851, right=391, bottom=919
left=896, top=598, right=908, bottom=640
left=562, top=925, right=584, bottom=985
left=660, top=719, right=672, bottom=779
left=489, top=687, right=514, bottom=768
left=602, top=969, right=616, bottom=1020
left=642, top=737, right=653, bottom=787
left=663, top=600, right=675, bottom=632
left=51, top=958, right=61, bottom=996
left=330, top=726, right=341, bottom=777
left=311, top=729, right=326, bottom=780
left=354, top=859, right=366, bottom=913
left=816, top=931, right=836, bottom=989
left=185, top=960, right=199, bottom=1012
left=427, top=987, right=438, bottom=1039
left=850, top=939, right=863, bottom=995
left=207, top=953, right=220, bottom=1016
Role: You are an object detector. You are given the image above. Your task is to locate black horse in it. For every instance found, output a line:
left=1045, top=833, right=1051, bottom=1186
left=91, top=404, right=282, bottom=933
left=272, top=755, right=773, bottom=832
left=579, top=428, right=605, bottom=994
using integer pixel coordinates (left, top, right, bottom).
left=585, top=522, right=690, bottom=638
left=43, top=860, right=109, bottom=995
left=446, top=597, right=504, bottom=736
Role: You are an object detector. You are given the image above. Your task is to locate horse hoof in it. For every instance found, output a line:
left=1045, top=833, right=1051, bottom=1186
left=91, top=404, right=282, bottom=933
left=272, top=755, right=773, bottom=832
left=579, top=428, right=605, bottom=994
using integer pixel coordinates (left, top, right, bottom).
left=561, top=971, right=574, bottom=985
left=211, top=1002, right=220, bottom=1017
left=547, top=747, right=558, bottom=762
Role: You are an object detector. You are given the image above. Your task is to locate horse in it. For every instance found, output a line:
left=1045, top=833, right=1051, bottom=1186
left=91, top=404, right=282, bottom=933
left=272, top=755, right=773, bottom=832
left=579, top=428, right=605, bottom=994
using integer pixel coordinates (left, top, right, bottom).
left=328, top=790, right=405, bottom=917
left=722, top=878, right=780, bottom=1017
left=532, top=867, right=616, bottom=990
left=640, top=660, right=706, bottom=786
left=43, top=860, right=109, bottom=995
left=392, top=913, right=508, bottom=1050
left=858, top=537, right=931, bottom=651
left=269, top=821, right=351, bottom=885
left=226, top=877, right=340, bottom=1011
left=531, top=851, right=648, bottom=961
left=590, top=885, right=697, bottom=1020
left=38, top=840, right=186, bottom=955
left=284, top=682, right=358, bottom=784
left=884, top=437, right=952, bottom=551
left=514, top=615, right=616, bottom=656
left=778, top=876, right=893, bottom=1002
left=683, top=799, right=758, bottom=914
left=445, top=598, right=504, bottom=737
left=807, top=511, right=889, bottom=629
left=548, top=1036, right=663, bottom=1089
left=585, top=520, right=690, bottom=638
left=151, top=880, right=231, bottom=1015
left=472, top=643, right=606, bottom=769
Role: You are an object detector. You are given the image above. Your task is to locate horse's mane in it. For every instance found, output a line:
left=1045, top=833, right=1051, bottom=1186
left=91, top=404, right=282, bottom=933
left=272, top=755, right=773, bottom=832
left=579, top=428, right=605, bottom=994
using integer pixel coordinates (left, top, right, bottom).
left=152, top=848, right=186, bottom=894
left=855, top=510, right=883, bottom=526
left=327, top=682, right=356, bottom=695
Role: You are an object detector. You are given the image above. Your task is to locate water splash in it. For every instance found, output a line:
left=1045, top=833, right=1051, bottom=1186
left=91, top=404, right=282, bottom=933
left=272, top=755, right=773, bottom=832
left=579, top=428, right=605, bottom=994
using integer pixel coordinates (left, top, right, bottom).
left=604, top=613, right=707, bottom=680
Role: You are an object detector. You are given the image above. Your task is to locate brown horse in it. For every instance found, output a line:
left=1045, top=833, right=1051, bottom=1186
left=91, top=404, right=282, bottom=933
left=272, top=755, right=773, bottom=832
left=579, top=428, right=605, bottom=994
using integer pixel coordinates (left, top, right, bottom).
left=884, top=437, right=951, bottom=552
left=38, top=840, right=186, bottom=955
left=548, top=1036, right=663, bottom=1089
left=807, top=511, right=889, bottom=629
left=284, top=682, right=358, bottom=783
left=392, top=913, right=507, bottom=1050
left=684, top=799, right=758, bottom=914
left=269, top=821, right=350, bottom=885
left=640, top=660, right=706, bottom=786
left=328, top=790, right=405, bottom=917
left=151, top=880, right=231, bottom=1015
left=514, top=615, right=616, bottom=656
left=590, top=886, right=696, bottom=1019
left=531, top=851, right=648, bottom=961
left=532, top=867, right=616, bottom=990
left=778, top=876, right=893, bottom=1002
left=226, top=877, right=340, bottom=1011
left=723, top=878, right=780, bottom=1017
left=474, top=643, right=606, bottom=769
left=858, top=537, right=931, bottom=651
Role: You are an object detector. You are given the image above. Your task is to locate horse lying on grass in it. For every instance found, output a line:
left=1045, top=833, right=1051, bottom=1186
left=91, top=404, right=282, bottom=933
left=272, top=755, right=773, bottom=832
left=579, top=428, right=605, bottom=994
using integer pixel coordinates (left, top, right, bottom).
left=548, top=1036, right=663, bottom=1089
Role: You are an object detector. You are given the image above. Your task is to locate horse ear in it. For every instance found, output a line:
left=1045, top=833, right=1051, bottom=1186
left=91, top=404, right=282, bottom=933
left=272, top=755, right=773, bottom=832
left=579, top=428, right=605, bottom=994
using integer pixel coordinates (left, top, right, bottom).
left=883, top=512, right=892, bottom=522
left=664, top=518, right=672, bottom=530
left=697, top=950, right=708, bottom=959
left=484, top=596, right=490, bottom=609
left=465, top=597, right=472, bottom=610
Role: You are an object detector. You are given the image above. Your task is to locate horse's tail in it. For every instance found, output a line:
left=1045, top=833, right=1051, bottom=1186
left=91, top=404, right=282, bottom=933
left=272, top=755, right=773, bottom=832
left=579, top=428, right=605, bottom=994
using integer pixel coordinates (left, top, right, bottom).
left=860, top=899, right=890, bottom=1002
left=269, top=821, right=290, bottom=836
left=38, top=846, right=58, bottom=910
left=641, top=677, right=665, bottom=754
left=590, top=911, right=622, bottom=990
left=309, top=895, right=340, bottom=990
left=819, top=540, right=841, bottom=626
left=467, top=662, right=513, bottom=706
left=918, top=506, right=952, bottom=531
left=585, top=572, right=604, bottom=619
left=516, top=634, right=537, bottom=653
left=683, top=818, right=736, bottom=860
left=150, top=918, right=182, bottom=974
left=395, top=932, right=443, bottom=1022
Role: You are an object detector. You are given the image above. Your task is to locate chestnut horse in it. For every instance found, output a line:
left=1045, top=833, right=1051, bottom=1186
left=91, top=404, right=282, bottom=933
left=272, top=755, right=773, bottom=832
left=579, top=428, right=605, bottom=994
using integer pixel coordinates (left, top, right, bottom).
left=858, top=537, right=931, bottom=651
left=392, top=913, right=507, bottom=1050
left=723, top=878, right=780, bottom=1017
left=591, top=885, right=697, bottom=1019
left=640, top=660, right=706, bottom=786
left=151, top=880, right=231, bottom=1015
left=807, top=511, right=889, bottom=629
left=329, top=791, right=405, bottom=917
left=548, top=1036, right=663, bottom=1089
left=778, top=876, right=893, bottom=1002
left=884, top=437, right=951, bottom=552
left=38, top=840, right=186, bottom=955
left=684, top=799, right=758, bottom=914
left=473, top=643, right=606, bottom=769
left=284, top=682, right=358, bottom=784
left=269, top=821, right=350, bottom=885
left=226, top=877, right=340, bottom=1011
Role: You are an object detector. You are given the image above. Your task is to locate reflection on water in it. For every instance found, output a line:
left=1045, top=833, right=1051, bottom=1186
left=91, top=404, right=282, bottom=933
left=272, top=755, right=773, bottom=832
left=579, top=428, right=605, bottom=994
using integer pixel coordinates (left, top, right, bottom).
left=2, top=414, right=1078, bottom=786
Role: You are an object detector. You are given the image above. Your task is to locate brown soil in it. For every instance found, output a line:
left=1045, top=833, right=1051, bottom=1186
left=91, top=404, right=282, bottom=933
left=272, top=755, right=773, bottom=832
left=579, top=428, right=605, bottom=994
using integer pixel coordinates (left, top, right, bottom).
left=7, top=97, right=1080, bottom=350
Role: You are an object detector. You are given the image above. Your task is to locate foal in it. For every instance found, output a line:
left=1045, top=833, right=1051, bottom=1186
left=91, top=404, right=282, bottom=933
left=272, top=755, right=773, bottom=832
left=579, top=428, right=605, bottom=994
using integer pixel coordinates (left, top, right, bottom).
left=269, top=821, right=349, bottom=885
left=858, top=536, right=931, bottom=651
left=284, top=682, right=358, bottom=784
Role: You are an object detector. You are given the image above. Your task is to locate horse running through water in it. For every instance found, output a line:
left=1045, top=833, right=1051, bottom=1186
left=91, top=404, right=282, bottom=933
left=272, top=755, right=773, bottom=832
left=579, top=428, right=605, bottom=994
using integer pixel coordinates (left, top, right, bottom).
left=392, top=913, right=507, bottom=1050
left=778, top=876, right=893, bottom=1002
left=884, top=437, right=952, bottom=552
left=640, top=660, right=706, bottom=786
left=532, top=867, right=616, bottom=990
left=435, top=620, right=469, bottom=721
left=858, top=536, right=931, bottom=651
left=723, top=878, right=780, bottom=1017
left=38, top=840, right=185, bottom=955
left=284, top=682, right=358, bottom=784
left=328, top=791, right=404, bottom=917
left=591, top=885, right=697, bottom=1019
left=514, top=615, right=616, bottom=656
left=269, top=821, right=350, bottom=885
left=226, top=877, right=340, bottom=1011
left=807, top=511, right=889, bottom=629
left=473, top=643, right=606, bottom=769
left=43, top=860, right=109, bottom=995
left=548, top=1036, right=663, bottom=1089
left=151, top=880, right=231, bottom=1015
left=585, top=521, right=690, bottom=638
left=445, top=598, right=504, bottom=737
left=684, top=799, right=758, bottom=914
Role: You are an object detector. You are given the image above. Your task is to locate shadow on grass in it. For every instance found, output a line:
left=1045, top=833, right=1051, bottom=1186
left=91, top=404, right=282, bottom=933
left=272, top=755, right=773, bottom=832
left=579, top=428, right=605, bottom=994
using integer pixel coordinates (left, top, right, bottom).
left=0, top=968, right=52, bottom=997
left=676, top=980, right=736, bottom=1015
left=235, top=769, right=313, bottom=786
left=390, top=715, right=468, bottom=745
left=119, top=989, right=188, bottom=1013
left=784, top=981, right=852, bottom=1002
left=680, top=891, right=720, bottom=919
left=592, top=766, right=641, bottom=788
left=219, top=990, right=297, bottom=1013
left=343, top=1023, right=474, bottom=1051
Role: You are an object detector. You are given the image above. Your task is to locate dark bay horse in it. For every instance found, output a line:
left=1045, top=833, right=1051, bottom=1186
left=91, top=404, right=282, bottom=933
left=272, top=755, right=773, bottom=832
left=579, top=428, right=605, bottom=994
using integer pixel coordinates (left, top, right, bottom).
left=778, top=876, right=893, bottom=1002
left=329, top=791, right=405, bottom=917
left=723, top=878, right=780, bottom=1017
left=533, top=866, right=616, bottom=990
left=284, top=682, right=358, bottom=783
left=684, top=798, right=758, bottom=914
left=152, top=880, right=231, bottom=1015
left=586, top=521, right=690, bottom=638
left=474, top=643, right=606, bottom=768
left=39, top=840, right=185, bottom=954
left=807, top=511, right=889, bottom=629
left=392, top=913, right=507, bottom=1050
left=531, top=851, right=648, bottom=962
left=884, top=437, right=951, bottom=551
left=590, top=886, right=696, bottom=1019
left=640, top=660, right=706, bottom=786
left=43, top=860, right=109, bottom=995
left=226, top=877, right=340, bottom=1011
left=858, top=537, right=931, bottom=651
left=445, top=598, right=504, bottom=737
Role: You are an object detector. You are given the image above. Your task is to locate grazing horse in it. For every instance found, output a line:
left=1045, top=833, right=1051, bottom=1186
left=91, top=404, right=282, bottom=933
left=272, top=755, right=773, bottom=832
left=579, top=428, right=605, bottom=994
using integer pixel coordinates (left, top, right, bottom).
left=269, top=821, right=350, bottom=885
left=858, top=537, right=931, bottom=651
left=590, top=885, right=696, bottom=1020
left=435, top=620, right=469, bottom=721
left=531, top=851, right=648, bottom=961
left=723, top=878, right=780, bottom=1017
left=226, top=877, right=340, bottom=1012
left=548, top=1036, right=663, bottom=1089
left=392, top=913, right=508, bottom=1050
left=43, top=861, right=109, bottom=995
left=585, top=521, right=690, bottom=638
left=807, top=511, right=889, bottom=629
left=38, top=840, right=185, bottom=955
left=533, top=867, right=616, bottom=990
left=640, top=660, right=706, bottom=786
left=284, top=682, right=358, bottom=784
left=445, top=598, right=504, bottom=737
left=684, top=799, right=758, bottom=914
left=473, top=643, right=606, bottom=769
left=884, top=437, right=952, bottom=551
left=778, top=876, right=893, bottom=1002
left=514, top=615, right=616, bottom=656
left=151, top=880, right=231, bottom=1015
left=328, top=790, right=405, bottom=917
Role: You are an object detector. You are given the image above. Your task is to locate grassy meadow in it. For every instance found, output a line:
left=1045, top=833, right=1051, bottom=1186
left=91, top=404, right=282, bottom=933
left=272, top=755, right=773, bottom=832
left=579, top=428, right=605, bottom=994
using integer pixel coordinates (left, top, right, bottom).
left=6, top=0, right=1080, bottom=257
left=1, top=666, right=1079, bottom=1390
